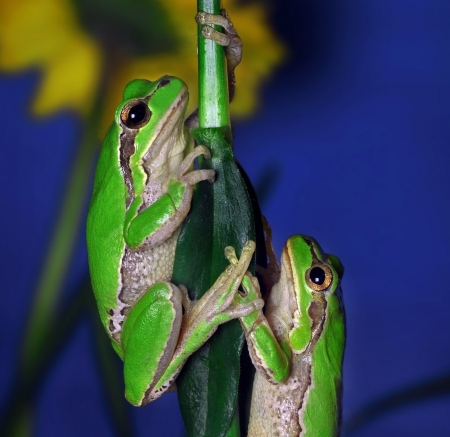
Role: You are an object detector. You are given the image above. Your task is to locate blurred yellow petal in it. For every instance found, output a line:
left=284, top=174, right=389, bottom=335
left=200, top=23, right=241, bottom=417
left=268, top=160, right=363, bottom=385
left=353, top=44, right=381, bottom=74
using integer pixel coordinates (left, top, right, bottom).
left=224, top=2, right=286, bottom=116
left=0, top=0, right=285, bottom=124
left=0, top=0, right=101, bottom=115
left=32, top=35, right=101, bottom=116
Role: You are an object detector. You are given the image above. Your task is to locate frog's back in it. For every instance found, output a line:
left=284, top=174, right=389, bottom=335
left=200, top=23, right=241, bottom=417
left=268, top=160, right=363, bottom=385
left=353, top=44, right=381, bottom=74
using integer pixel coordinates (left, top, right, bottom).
left=301, top=290, right=345, bottom=436
left=86, top=122, right=128, bottom=326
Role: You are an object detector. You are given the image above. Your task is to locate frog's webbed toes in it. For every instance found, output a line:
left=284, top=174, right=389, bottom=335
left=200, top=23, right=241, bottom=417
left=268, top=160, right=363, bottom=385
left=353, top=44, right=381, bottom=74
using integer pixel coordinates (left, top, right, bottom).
left=177, top=145, right=215, bottom=185
left=181, top=169, right=215, bottom=186
left=200, top=24, right=231, bottom=46
left=178, top=145, right=210, bottom=176
left=224, top=246, right=238, bottom=265
left=224, top=298, right=265, bottom=319
left=195, top=10, right=242, bottom=66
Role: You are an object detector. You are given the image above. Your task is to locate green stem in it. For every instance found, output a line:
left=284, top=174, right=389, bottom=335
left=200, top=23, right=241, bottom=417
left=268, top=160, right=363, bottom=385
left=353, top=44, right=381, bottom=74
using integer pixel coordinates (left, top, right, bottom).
left=197, top=0, right=229, bottom=128
left=175, top=3, right=247, bottom=436
left=10, top=114, right=98, bottom=436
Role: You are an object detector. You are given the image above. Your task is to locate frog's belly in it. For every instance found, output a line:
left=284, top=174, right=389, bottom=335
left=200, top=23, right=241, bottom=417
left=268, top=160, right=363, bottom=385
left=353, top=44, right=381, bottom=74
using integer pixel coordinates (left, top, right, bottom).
left=248, top=355, right=312, bottom=437
left=119, top=228, right=180, bottom=306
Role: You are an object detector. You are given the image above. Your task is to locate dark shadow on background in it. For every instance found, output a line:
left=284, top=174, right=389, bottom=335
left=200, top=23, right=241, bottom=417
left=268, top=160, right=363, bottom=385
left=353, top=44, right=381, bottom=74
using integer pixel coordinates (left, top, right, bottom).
left=343, top=373, right=450, bottom=436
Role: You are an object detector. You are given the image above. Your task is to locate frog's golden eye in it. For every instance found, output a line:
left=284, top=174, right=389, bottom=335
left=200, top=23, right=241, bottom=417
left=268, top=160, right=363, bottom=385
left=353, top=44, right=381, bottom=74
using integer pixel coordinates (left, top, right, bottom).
left=306, top=263, right=333, bottom=291
left=121, top=100, right=151, bottom=129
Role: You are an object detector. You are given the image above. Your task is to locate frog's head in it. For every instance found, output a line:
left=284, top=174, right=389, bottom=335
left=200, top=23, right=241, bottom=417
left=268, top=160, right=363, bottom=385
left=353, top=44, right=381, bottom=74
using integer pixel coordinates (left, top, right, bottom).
left=117, top=76, right=190, bottom=180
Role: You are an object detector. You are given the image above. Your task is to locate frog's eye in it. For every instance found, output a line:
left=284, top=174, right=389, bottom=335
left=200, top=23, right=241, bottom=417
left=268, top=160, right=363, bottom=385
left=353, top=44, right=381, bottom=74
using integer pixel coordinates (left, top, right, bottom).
left=121, top=100, right=151, bottom=129
left=306, top=263, right=333, bottom=291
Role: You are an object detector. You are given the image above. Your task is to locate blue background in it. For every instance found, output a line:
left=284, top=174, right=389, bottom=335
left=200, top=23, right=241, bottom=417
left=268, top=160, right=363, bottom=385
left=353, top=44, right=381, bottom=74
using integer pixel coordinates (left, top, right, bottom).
left=2, top=0, right=450, bottom=436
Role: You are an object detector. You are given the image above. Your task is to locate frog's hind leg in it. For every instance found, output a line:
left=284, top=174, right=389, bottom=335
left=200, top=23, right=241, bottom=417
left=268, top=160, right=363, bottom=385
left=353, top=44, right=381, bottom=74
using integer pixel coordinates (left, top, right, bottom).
left=120, top=282, right=184, bottom=407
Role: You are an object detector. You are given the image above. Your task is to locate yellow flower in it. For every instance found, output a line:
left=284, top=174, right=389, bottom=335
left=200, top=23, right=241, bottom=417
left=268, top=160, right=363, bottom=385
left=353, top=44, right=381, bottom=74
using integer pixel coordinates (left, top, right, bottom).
left=0, top=0, right=102, bottom=116
left=0, top=0, right=285, bottom=135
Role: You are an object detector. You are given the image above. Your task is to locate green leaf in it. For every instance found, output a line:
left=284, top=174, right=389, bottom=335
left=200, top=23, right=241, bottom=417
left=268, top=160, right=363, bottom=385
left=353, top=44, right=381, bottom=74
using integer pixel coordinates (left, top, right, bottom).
left=172, top=127, right=255, bottom=437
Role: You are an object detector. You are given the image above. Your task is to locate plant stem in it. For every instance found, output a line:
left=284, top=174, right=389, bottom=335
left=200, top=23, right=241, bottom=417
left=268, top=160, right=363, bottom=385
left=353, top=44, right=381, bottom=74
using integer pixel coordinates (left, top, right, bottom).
left=21, top=109, right=99, bottom=375
left=197, top=0, right=230, bottom=128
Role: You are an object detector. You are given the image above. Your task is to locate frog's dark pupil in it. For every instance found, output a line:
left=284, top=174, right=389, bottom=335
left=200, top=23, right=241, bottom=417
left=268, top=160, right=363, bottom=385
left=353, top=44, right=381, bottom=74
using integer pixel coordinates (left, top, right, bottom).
left=128, top=103, right=147, bottom=124
left=310, top=267, right=326, bottom=285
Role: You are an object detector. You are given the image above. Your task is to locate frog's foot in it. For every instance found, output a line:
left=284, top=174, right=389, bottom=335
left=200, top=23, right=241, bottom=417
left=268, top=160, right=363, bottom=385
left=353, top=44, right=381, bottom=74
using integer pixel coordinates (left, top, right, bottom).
left=177, top=145, right=215, bottom=186
left=196, top=10, right=242, bottom=66
left=223, top=243, right=263, bottom=304
left=195, top=9, right=242, bottom=100
left=228, top=217, right=280, bottom=294
left=225, top=246, right=265, bottom=305
left=224, top=243, right=241, bottom=266
left=183, top=241, right=264, bottom=335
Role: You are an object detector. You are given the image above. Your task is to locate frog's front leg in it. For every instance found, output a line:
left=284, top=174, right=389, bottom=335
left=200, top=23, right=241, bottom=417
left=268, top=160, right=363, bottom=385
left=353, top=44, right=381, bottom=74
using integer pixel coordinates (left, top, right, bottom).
left=225, top=246, right=291, bottom=383
left=120, top=241, right=264, bottom=407
left=124, top=145, right=214, bottom=249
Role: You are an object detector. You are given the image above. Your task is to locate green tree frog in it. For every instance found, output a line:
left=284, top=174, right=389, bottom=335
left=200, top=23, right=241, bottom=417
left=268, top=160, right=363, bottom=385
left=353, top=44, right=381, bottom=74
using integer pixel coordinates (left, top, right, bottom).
left=86, top=12, right=253, bottom=407
left=229, top=231, right=345, bottom=436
